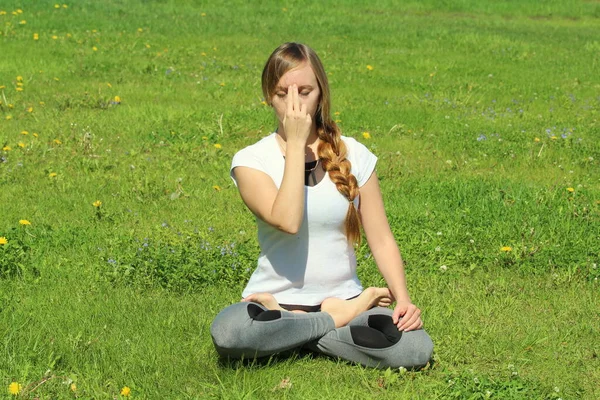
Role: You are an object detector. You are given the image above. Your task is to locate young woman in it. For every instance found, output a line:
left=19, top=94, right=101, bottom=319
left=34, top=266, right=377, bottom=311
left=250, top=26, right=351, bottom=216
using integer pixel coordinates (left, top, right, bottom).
left=210, top=43, right=433, bottom=369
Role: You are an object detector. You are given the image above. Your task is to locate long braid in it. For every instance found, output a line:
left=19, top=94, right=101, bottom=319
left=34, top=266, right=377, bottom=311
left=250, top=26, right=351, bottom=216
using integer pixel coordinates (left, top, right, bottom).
left=317, top=119, right=362, bottom=245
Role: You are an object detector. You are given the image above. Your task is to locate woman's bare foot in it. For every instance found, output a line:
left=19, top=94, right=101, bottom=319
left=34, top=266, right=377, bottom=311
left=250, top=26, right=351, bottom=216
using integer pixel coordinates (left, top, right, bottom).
left=321, top=287, right=392, bottom=328
left=242, top=292, right=285, bottom=311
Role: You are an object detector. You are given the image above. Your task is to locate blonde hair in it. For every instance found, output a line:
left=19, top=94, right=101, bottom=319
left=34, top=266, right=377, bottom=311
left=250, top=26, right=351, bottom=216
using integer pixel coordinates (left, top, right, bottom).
left=262, top=43, right=361, bottom=245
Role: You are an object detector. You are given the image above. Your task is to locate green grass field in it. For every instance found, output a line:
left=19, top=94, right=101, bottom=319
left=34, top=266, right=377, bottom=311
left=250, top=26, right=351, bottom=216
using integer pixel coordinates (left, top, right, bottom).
left=1, top=0, right=599, bottom=398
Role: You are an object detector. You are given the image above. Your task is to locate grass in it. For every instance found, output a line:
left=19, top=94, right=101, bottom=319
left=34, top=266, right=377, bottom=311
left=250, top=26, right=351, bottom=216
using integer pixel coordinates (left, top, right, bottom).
left=1, top=0, right=599, bottom=398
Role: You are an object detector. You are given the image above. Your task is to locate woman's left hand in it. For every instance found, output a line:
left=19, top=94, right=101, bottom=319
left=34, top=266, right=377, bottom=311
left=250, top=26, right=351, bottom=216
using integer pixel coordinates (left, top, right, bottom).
left=392, top=300, right=423, bottom=332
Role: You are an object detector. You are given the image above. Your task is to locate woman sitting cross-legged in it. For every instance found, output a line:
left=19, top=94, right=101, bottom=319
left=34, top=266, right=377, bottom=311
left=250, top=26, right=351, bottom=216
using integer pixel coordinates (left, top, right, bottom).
left=210, top=42, right=433, bottom=369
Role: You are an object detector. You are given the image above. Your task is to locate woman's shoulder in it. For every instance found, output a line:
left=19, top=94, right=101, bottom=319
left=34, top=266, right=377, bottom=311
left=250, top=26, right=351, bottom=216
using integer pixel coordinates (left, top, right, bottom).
left=232, top=132, right=277, bottom=171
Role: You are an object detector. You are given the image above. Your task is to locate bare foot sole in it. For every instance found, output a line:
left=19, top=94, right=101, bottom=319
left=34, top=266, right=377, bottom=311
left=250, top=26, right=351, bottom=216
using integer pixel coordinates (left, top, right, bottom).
left=242, top=292, right=285, bottom=311
left=321, top=287, right=393, bottom=328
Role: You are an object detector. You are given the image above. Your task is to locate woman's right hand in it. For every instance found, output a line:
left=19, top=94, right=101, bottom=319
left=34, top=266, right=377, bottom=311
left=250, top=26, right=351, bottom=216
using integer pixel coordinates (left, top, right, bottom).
left=283, top=84, right=312, bottom=147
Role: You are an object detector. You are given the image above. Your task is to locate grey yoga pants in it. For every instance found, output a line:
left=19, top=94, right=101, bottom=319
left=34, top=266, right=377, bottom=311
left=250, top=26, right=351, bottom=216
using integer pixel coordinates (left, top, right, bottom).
left=210, top=302, right=434, bottom=369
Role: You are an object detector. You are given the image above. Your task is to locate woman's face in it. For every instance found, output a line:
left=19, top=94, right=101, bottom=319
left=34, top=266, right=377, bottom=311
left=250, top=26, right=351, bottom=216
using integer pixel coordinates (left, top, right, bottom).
left=271, top=62, right=321, bottom=125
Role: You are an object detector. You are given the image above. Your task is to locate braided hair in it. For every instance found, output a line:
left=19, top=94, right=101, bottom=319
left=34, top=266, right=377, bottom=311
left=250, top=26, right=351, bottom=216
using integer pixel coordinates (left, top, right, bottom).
left=262, top=43, right=361, bottom=244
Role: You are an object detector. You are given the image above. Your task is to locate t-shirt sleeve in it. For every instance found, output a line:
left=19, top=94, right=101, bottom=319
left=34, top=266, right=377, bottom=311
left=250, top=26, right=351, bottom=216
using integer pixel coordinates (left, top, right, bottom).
left=230, top=146, right=267, bottom=187
left=346, top=137, right=377, bottom=187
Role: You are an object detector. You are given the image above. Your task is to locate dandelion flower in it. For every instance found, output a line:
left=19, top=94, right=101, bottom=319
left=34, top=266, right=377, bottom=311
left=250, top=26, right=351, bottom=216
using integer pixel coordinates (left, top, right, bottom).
left=19, top=220, right=31, bottom=226
left=214, top=143, right=222, bottom=149
left=21, top=130, right=28, bottom=135
left=2, top=146, right=11, bottom=151
left=551, top=136, right=558, bottom=140
left=366, top=65, right=374, bottom=71
left=219, top=82, right=225, bottom=86
left=6, top=116, right=12, bottom=120
left=202, top=136, right=208, bottom=140
left=16, top=9, right=23, bottom=14
left=500, top=246, right=512, bottom=252
left=137, top=27, right=143, bottom=32
left=62, top=4, right=68, bottom=8
left=362, top=132, right=371, bottom=139
left=54, top=4, right=60, bottom=8
left=33, top=133, right=39, bottom=138
left=33, top=33, right=39, bottom=40
left=16, top=76, right=23, bottom=82
left=566, top=187, right=574, bottom=193
left=0, top=11, right=6, bottom=16
left=0, top=237, right=8, bottom=245
left=534, top=137, right=540, bottom=142
left=16, top=87, right=24, bottom=92
left=8, top=382, right=21, bottom=395
left=120, top=386, right=131, bottom=397
left=19, top=20, right=26, bottom=25
left=70, top=383, right=76, bottom=392
left=201, top=12, right=206, bottom=16
left=93, top=200, right=102, bottom=208
left=17, top=142, right=25, bottom=148
left=114, top=95, right=121, bottom=103
left=52, top=35, right=58, bottom=40
left=213, top=185, right=221, bottom=191
left=92, top=46, right=98, bottom=51
left=53, top=139, right=62, bottom=144
left=27, top=107, right=33, bottom=112
left=49, top=172, right=57, bottom=177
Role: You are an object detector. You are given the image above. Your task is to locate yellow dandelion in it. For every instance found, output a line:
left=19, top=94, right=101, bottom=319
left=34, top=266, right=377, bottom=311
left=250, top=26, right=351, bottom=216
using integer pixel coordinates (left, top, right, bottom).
left=550, top=136, right=558, bottom=140
left=54, top=4, right=60, bottom=8
left=33, top=32, right=39, bottom=40
left=0, top=11, right=6, bottom=16
left=52, top=35, right=58, bottom=40
left=534, top=137, right=540, bottom=142
left=429, top=71, right=436, bottom=77
left=202, top=136, right=208, bottom=140
left=39, top=101, right=45, bottom=105
left=92, top=46, right=98, bottom=51
left=19, top=219, right=31, bottom=226
left=219, top=82, right=225, bottom=86
left=16, top=87, right=23, bottom=92
left=8, top=382, right=21, bottom=395
left=0, top=237, right=7, bottom=245
left=107, top=82, right=112, bottom=88
left=19, top=20, right=26, bottom=25
left=366, top=65, right=374, bottom=71
left=260, top=100, right=267, bottom=106
left=201, top=52, right=206, bottom=56
left=17, top=9, right=23, bottom=14
left=0, top=85, right=5, bottom=89
left=213, top=185, right=221, bottom=191
left=145, top=43, right=151, bottom=48
left=62, top=4, right=68, bottom=8
left=54, top=77, right=60, bottom=81
left=137, top=27, right=143, bottom=32
left=500, top=246, right=512, bottom=252
left=49, top=172, right=57, bottom=177
left=12, top=11, right=17, bottom=16
left=201, top=12, right=206, bottom=16
left=566, top=187, right=574, bottom=193
left=18, top=142, right=25, bottom=148
left=114, top=95, right=121, bottom=103
left=335, top=119, right=341, bottom=123
left=16, top=82, right=23, bottom=87
left=6, top=116, right=13, bottom=120
left=282, top=7, right=287, bottom=12
left=66, top=33, right=72, bottom=38
left=21, top=130, right=28, bottom=135
left=53, top=139, right=62, bottom=144
left=27, top=107, right=33, bottom=112
left=70, top=383, right=76, bottom=392
left=33, top=133, right=39, bottom=138
left=362, top=132, right=371, bottom=139
left=93, top=200, right=102, bottom=208
left=3, top=146, right=11, bottom=151
left=120, top=386, right=131, bottom=397
left=214, top=143, right=222, bottom=149
left=16, top=76, right=23, bottom=82
left=334, top=111, right=340, bottom=115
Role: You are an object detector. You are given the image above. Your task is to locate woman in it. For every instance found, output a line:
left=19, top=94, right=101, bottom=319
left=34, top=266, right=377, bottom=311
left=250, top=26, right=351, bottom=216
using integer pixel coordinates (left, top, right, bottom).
left=210, top=43, right=433, bottom=369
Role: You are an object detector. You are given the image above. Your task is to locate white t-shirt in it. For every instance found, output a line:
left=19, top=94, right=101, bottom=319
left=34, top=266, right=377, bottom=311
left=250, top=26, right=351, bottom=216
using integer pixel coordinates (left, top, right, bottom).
left=231, top=132, right=378, bottom=306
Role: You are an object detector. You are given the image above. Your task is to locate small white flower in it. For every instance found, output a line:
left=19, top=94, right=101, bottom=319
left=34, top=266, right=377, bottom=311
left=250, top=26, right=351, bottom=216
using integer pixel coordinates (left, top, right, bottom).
left=437, top=231, right=442, bottom=236
left=512, top=371, right=518, bottom=376
left=592, top=263, right=597, bottom=269
left=554, top=387, right=560, bottom=393
left=399, top=367, right=407, bottom=374
left=469, top=239, right=475, bottom=244
left=473, top=377, right=479, bottom=384
left=507, top=364, right=514, bottom=369
left=435, top=246, right=441, bottom=252
left=439, top=265, right=448, bottom=272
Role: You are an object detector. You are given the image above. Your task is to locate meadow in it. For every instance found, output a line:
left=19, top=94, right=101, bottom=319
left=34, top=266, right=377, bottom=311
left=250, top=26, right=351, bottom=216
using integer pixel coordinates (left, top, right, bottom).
left=1, top=0, right=599, bottom=398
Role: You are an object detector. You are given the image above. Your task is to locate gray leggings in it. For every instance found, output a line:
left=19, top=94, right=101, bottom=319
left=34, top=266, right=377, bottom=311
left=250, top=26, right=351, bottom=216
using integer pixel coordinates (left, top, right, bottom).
left=210, top=302, right=433, bottom=369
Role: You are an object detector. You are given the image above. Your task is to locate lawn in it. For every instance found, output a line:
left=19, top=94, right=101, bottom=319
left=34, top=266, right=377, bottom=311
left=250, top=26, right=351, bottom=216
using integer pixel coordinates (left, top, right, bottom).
left=1, top=0, right=599, bottom=398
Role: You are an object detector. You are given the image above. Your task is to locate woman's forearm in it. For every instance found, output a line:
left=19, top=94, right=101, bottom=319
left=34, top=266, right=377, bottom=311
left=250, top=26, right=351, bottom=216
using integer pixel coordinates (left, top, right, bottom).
left=270, top=143, right=306, bottom=234
left=370, top=238, right=412, bottom=303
